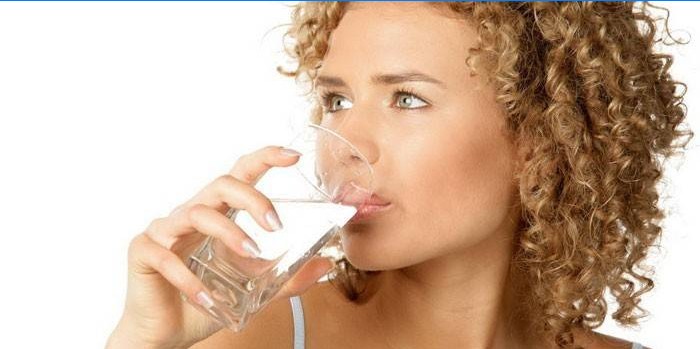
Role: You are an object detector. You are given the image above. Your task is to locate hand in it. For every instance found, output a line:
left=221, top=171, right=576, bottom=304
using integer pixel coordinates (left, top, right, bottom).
left=106, top=146, right=335, bottom=349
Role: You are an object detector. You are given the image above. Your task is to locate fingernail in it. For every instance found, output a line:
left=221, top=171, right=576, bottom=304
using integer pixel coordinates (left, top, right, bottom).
left=280, top=147, right=302, bottom=157
left=265, top=210, right=284, bottom=231
left=242, top=239, right=261, bottom=258
left=196, top=291, right=215, bottom=309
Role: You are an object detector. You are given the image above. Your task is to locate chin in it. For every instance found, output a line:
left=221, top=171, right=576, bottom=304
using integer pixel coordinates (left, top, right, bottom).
left=339, top=227, right=425, bottom=271
left=339, top=228, right=389, bottom=271
left=343, top=254, right=396, bottom=271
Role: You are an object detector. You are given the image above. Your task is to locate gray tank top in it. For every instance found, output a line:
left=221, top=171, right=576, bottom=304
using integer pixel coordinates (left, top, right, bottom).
left=289, top=295, right=645, bottom=349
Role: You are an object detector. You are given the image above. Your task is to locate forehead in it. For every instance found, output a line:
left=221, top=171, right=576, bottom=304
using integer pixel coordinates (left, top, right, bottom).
left=320, top=3, right=476, bottom=84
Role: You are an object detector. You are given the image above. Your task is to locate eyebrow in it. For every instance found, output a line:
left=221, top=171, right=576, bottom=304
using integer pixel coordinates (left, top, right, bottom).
left=314, top=70, right=446, bottom=89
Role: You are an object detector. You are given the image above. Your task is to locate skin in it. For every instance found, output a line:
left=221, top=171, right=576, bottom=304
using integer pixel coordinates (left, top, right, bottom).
left=308, top=3, right=527, bottom=348
left=112, top=3, right=645, bottom=349
left=299, top=3, right=638, bottom=349
left=205, top=3, right=642, bottom=349
left=107, top=146, right=335, bottom=349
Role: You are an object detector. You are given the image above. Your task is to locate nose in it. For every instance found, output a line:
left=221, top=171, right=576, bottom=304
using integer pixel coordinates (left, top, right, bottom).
left=322, top=113, right=378, bottom=202
left=328, top=110, right=380, bottom=167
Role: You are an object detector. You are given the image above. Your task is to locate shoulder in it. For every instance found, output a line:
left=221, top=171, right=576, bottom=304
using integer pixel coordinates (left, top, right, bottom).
left=190, top=294, right=295, bottom=349
left=571, top=328, right=650, bottom=349
left=296, top=280, right=357, bottom=335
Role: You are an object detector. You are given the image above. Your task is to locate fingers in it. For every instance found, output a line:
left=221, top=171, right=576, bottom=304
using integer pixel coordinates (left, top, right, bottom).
left=145, top=204, right=261, bottom=258
left=189, top=175, right=283, bottom=232
left=228, top=145, right=302, bottom=185
left=175, top=146, right=301, bottom=233
left=145, top=145, right=304, bottom=260
left=133, top=146, right=307, bottom=298
left=128, top=233, right=216, bottom=310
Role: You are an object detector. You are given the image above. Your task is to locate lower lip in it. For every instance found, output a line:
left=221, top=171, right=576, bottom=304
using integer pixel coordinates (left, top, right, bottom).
left=348, top=203, right=392, bottom=223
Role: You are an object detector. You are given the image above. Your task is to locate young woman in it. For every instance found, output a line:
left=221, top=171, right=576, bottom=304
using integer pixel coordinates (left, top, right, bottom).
left=107, top=2, right=691, bottom=348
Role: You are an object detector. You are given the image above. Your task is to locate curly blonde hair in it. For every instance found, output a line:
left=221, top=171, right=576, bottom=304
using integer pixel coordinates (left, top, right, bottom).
left=275, top=2, right=693, bottom=348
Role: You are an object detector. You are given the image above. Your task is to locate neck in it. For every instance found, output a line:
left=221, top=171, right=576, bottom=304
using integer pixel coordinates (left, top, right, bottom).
left=358, top=227, right=536, bottom=349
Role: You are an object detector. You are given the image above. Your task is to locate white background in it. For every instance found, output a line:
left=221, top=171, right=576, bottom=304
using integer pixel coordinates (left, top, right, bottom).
left=0, top=2, right=697, bottom=348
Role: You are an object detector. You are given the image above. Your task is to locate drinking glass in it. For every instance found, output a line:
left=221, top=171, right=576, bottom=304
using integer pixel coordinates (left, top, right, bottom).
left=183, top=123, right=374, bottom=332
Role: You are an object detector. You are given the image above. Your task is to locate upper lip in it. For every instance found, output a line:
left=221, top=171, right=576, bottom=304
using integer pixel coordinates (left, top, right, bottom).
left=353, top=193, right=391, bottom=207
left=368, top=194, right=391, bottom=206
left=332, top=182, right=391, bottom=206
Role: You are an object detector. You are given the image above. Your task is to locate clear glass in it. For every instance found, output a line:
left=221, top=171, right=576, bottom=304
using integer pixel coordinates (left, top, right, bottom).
left=182, top=123, right=374, bottom=332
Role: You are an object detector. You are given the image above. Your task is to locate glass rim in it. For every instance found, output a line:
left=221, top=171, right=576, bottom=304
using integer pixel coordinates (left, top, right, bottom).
left=285, top=122, right=375, bottom=202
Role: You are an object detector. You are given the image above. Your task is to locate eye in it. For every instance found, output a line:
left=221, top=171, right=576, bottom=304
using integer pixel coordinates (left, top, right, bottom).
left=320, top=93, right=353, bottom=113
left=318, top=87, right=430, bottom=114
left=394, top=89, right=429, bottom=109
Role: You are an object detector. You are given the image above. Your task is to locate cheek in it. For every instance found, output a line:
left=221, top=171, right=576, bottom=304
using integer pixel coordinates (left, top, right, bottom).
left=339, top=117, right=518, bottom=270
left=403, top=125, right=517, bottom=249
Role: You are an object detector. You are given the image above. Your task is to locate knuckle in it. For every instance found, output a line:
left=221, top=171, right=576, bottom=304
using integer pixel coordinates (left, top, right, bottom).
left=185, top=203, right=209, bottom=223
left=145, top=217, right=166, bottom=235
left=217, top=178, right=249, bottom=203
left=212, top=174, right=233, bottom=187
left=236, top=152, right=254, bottom=165
left=127, top=233, right=153, bottom=262
left=127, top=234, right=145, bottom=256
left=212, top=174, right=239, bottom=191
left=240, top=170, right=258, bottom=184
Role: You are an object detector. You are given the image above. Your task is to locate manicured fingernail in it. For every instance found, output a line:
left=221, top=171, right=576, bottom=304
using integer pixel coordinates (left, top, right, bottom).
left=280, top=147, right=302, bottom=157
left=265, top=210, right=283, bottom=231
left=196, top=291, right=215, bottom=309
left=242, top=239, right=261, bottom=258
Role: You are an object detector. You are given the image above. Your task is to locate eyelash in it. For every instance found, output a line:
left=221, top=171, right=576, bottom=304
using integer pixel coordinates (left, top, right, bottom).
left=319, top=87, right=429, bottom=113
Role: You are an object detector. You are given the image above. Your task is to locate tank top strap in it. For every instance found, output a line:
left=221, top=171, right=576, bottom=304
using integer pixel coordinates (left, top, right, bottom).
left=290, top=295, right=305, bottom=349
left=631, top=341, right=644, bottom=349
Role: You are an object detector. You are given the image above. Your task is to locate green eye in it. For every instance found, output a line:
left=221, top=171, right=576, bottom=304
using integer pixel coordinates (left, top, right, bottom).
left=329, top=95, right=352, bottom=112
left=319, top=88, right=430, bottom=114
left=395, top=92, right=428, bottom=109
left=320, top=93, right=352, bottom=113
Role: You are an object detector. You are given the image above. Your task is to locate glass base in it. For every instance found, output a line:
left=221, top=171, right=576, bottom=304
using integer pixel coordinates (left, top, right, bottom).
left=184, top=226, right=341, bottom=332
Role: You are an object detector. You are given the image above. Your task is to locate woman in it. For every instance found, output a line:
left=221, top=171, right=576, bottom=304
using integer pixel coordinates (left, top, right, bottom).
left=107, top=2, right=691, bottom=348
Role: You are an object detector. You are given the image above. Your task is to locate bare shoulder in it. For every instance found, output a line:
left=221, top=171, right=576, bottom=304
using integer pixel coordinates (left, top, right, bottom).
left=190, top=294, right=294, bottom=349
left=572, top=328, right=649, bottom=349
left=297, top=280, right=356, bottom=334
